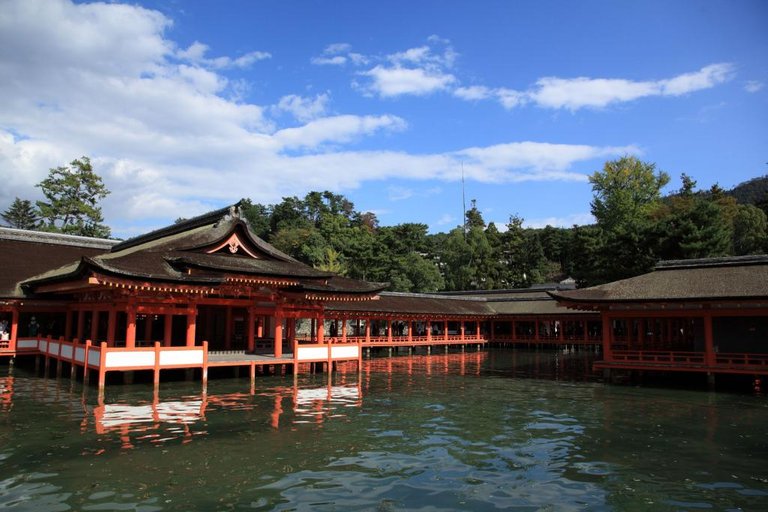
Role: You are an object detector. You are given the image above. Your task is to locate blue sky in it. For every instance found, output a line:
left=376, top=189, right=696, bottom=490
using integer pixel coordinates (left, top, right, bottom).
left=0, top=0, right=766, bottom=238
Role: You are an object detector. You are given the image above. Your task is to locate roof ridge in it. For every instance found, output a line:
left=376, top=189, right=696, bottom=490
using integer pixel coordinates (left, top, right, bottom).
left=110, top=201, right=244, bottom=253
left=656, top=254, right=768, bottom=270
left=0, top=226, right=117, bottom=249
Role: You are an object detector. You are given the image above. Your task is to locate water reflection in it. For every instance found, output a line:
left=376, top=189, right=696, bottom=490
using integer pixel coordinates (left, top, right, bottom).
left=1, top=350, right=767, bottom=512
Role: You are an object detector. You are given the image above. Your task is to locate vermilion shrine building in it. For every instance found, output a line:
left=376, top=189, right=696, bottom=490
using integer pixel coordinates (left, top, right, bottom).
left=1, top=202, right=766, bottom=390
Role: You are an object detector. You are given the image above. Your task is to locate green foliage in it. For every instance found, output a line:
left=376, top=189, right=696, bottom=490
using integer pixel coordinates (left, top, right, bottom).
left=732, top=204, right=768, bottom=255
left=235, top=163, right=764, bottom=292
left=36, top=157, right=111, bottom=238
left=2, top=197, right=39, bottom=229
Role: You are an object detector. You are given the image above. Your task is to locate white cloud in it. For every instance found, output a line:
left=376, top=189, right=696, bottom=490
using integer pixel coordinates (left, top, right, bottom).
left=273, top=115, right=407, bottom=149
left=274, top=93, right=331, bottom=122
left=435, top=213, right=457, bottom=226
left=455, top=63, right=735, bottom=111
left=356, top=38, right=457, bottom=98
left=311, top=42, right=368, bottom=66
left=453, top=85, right=492, bottom=101
left=0, top=0, right=635, bottom=237
left=177, top=41, right=271, bottom=69
left=387, top=186, right=414, bottom=201
left=361, top=66, right=456, bottom=97
left=312, top=55, right=347, bottom=66
left=523, top=212, right=595, bottom=229
left=745, top=80, right=764, bottom=93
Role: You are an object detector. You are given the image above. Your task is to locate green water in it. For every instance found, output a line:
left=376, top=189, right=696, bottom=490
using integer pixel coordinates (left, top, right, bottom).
left=0, top=349, right=766, bottom=511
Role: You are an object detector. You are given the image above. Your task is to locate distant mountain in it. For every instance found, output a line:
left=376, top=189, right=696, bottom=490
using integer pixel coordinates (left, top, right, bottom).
left=729, top=175, right=768, bottom=206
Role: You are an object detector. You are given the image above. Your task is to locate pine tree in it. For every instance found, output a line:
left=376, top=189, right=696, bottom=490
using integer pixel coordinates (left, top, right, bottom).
left=36, top=156, right=111, bottom=238
left=1, top=197, right=39, bottom=229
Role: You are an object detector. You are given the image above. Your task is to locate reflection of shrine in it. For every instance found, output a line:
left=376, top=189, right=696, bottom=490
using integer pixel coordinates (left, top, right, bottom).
left=83, top=380, right=364, bottom=448
left=0, top=375, right=13, bottom=413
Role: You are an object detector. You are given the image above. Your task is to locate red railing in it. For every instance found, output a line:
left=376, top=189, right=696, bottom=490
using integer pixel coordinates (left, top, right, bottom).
left=611, top=350, right=706, bottom=365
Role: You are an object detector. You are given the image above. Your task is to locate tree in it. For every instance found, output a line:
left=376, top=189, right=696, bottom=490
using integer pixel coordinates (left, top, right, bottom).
left=2, top=197, right=39, bottom=229
left=589, top=156, right=670, bottom=281
left=36, top=157, right=111, bottom=237
left=732, top=204, right=768, bottom=255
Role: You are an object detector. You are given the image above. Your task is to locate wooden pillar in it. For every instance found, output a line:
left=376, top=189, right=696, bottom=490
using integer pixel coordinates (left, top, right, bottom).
left=163, top=314, right=173, bottom=347
left=387, top=319, right=393, bottom=344
left=225, top=307, right=233, bottom=350
left=476, top=320, right=481, bottom=341
left=582, top=319, right=588, bottom=343
left=341, top=319, right=347, bottom=343
left=534, top=320, right=540, bottom=342
left=107, top=307, right=117, bottom=346
left=64, top=309, right=73, bottom=340
left=247, top=307, right=255, bottom=352
left=408, top=321, right=413, bottom=342
left=76, top=308, right=85, bottom=340
left=512, top=320, right=517, bottom=342
left=186, top=309, right=197, bottom=347
left=126, top=305, right=137, bottom=349
left=444, top=320, right=449, bottom=341
left=274, top=312, right=283, bottom=358
left=365, top=319, right=371, bottom=344
left=703, top=311, right=715, bottom=367
left=460, top=321, right=465, bottom=342
left=316, top=316, right=324, bottom=344
left=257, top=316, right=264, bottom=338
left=601, top=311, right=612, bottom=360
left=143, top=313, right=152, bottom=344
left=426, top=320, right=432, bottom=342
left=9, top=307, right=19, bottom=351
left=558, top=320, right=564, bottom=343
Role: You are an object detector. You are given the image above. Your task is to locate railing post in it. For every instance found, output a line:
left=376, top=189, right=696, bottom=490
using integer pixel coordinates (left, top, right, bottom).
left=98, top=341, right=107, bottom=392
left=154, top=341, right=161, bottom=387
left=202, top=340, right=209, bottom=388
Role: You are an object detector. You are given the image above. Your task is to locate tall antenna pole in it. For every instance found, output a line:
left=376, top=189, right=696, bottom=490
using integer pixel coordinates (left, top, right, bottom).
left=461, top=161, right=466, bottom=237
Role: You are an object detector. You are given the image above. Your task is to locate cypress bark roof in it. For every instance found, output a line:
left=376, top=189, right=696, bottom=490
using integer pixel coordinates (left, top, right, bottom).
left=0, top=227, right=116, bottom=298
left=20, top=204, right=386, bottom=297
left=549, top=255, right=768, bottom=307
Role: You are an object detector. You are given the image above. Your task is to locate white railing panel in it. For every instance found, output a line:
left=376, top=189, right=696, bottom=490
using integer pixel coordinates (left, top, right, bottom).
left=105, top=351, right=154, bottom=369
left=159, top=350, right=203, bottom=367
left=331, top=345, right=359, bottom=359
left=17, top=339, right=38, bottom=350
left=74, top=347, right=86, bottom=363
left=297, top=346, right=329, bottom=361
left=60, top=345, right=73, bottom=359
left=87, top=349, right=101, bottom=367
left=48, top=342, right=60, bottom=356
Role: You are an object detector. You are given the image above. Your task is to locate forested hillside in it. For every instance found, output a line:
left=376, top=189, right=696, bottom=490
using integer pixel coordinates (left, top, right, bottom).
left=233, top=158, right=767, bottom=291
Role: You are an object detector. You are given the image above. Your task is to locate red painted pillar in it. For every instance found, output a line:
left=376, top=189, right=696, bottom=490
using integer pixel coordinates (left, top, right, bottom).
left=225, top=307, right=233, bottom=350
left=10, top=307, right=19, bottom=351
left=257, top=317, right=264, bottom=338
left=365, top=319, right=370, bottom=344
left=460, top=321, right=465, bottom=342
left=247, top=307, right=255, bottom=352
left=426, top=320, right=432, bottom=342
left=76, top=309, right=85, bottom=340
left=703, top=311, right=715, bottom=367
left=163, top=314, right=173, bottom=347
left=143, top=313, right=153, bottom=344
left=601, top=311, right=612, bottom=361
left=186, top=310, right=197, bottom=347
left=387, top=319, right=393, bottom=344
left=274, top=313, right=283, bottom=358
left=126, top=306, right=137, bottom=348
left=341, top=319, right=347, bottom=343
left=444, top=320, right=449, bottom=341
left=408, top=321, right=413, bottom=342
left=107, top=307, right=117, bottom=346
left=316, top=316, right=324, bottom=344
left=64, top=309, right=73, bottom=340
